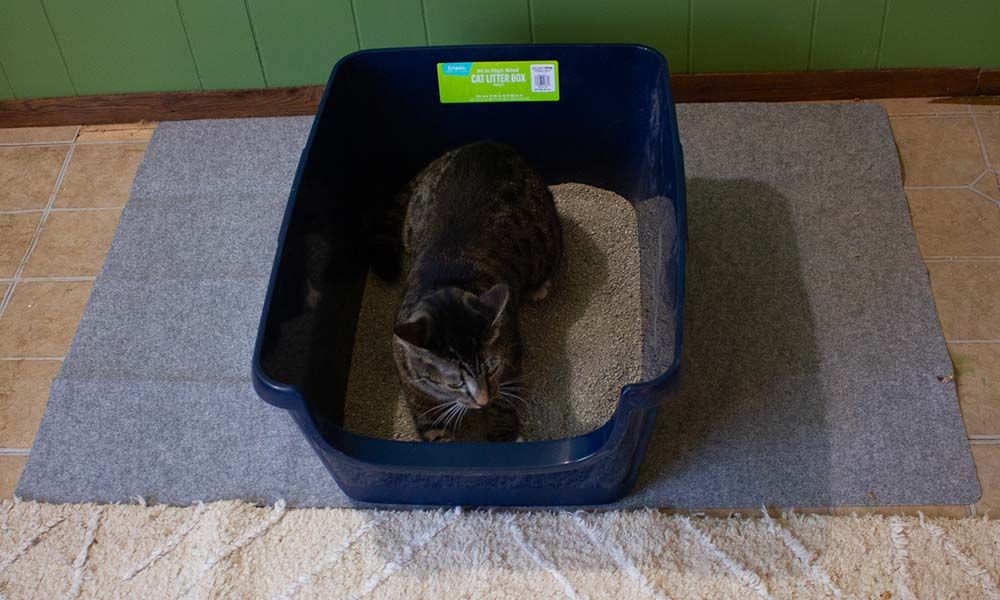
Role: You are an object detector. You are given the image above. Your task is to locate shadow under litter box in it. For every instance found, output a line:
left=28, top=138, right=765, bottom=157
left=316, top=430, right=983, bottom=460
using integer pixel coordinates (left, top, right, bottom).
left=344, top=183, right=643, bottom=441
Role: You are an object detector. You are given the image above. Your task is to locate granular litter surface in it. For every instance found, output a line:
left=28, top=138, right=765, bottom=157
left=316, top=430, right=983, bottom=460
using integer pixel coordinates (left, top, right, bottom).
left=344, top=183, right=642, bottom=440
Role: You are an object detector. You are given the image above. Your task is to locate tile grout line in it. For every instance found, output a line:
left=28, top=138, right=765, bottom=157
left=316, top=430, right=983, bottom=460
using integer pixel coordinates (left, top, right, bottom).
left=19, top=276, right=96, bottom=283
left=904, top=167, right=999, bottom=204
left=0, top=449, right=30, bottom=456
left=890, top=113, right=982, bottom=120
left=971, top=113, right=995, bottom=171
left=0, top=139, right=149, bottom=148
left=1, top=207, right=120, bottom=217
left=0, top=142, right=76, bottom=318
left=924, top=258, right=1000, bottom=263
left=0, top=209, right=44, bottom=215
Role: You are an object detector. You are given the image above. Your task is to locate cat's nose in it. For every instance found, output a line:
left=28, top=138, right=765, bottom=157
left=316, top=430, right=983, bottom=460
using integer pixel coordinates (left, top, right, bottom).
left=469, top=381, right=490, bottom=408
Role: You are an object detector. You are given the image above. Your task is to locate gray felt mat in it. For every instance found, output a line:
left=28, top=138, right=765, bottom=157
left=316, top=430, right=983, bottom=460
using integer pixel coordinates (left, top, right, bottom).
left=17, top=105, right=981, bottom=508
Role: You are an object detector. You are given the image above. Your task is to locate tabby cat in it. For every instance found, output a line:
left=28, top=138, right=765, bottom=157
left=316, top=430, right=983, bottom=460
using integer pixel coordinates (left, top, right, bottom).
left=376, top=141, right=563, bottom=442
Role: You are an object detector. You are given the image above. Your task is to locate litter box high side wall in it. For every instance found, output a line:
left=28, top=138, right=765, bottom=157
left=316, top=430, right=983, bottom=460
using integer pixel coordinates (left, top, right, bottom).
left=1, top=0, right=999, bottom=100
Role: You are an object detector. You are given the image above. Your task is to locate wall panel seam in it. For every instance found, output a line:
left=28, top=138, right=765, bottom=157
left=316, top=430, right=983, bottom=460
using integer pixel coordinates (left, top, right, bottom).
left=420, top=0, right=434, bottom=46
left=419, top=0, right=432, bottom=45
left=348, top=0, right=363, bottom=49
left=0, top=59, right=14, bottom=98
left=173, top=0, right=205, bottom=90
left=527, top=0, right=536, bottom=44
left=241, top=0, right=269, bottom=87
left=686, top=0, right=694, bottom=73
left=37, top=0, right=78, bottom=96
left=806, top=0, right=819, bottom=71
left=875, top=0, right=890, bottom=69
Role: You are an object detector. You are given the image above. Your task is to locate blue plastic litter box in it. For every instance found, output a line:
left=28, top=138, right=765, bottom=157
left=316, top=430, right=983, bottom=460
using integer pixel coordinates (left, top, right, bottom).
left=252, top=44, right=687, bottom=506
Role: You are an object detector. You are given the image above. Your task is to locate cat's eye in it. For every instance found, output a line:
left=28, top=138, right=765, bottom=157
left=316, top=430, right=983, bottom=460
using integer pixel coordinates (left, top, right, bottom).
left=485, top=358, right=500, bottom=373
left=447, top=382, right=464, bottom=390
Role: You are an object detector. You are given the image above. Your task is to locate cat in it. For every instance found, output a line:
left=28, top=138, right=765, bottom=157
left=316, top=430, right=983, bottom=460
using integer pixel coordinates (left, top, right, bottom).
left=376, top=141, right=563, bottom=442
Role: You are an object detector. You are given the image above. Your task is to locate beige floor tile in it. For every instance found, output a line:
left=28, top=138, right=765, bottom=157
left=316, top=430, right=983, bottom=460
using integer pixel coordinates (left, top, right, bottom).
left=926, top=262, right=1000, bottom=340
left=973, top=172, right=1000, bottom=200
left=55, top=144, right=146, bottom=209
left=0, top=213, right=40, bottom=278
left=890, top=116, right=986, bottom=186
left=76, top=122, right=156, bottom=143
left=972, top=445, right=1000, bottom=518
left=950, top=344, right=1000, bottom=436
left=23, top=210, right=122, bottom=277
left=0, top=455, right=27, bottom=499
left=0, top=281, right=92, bottom=357
left=0, top=359, right=60, bottom=448
left=876, top=97, right=971, bottom=115
left=976, top=114, right=1000, bottom=170
left=828, top=505, right=971, bottom=518
left=906, top=189, right=1000, bottom=257
left=0, top=125, right=78, bottom=145
left=0, top=146, right=68, bottom=211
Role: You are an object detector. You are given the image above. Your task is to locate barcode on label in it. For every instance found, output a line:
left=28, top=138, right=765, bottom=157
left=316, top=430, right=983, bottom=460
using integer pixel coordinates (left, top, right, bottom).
left=530, top=64, right=556, bottom=92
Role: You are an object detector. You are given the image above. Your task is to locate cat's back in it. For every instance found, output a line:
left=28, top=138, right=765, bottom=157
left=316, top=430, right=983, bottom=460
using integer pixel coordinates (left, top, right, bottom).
left=404, top=141, right=559, bottom=260
left=402, top=141, right=562, bottom=295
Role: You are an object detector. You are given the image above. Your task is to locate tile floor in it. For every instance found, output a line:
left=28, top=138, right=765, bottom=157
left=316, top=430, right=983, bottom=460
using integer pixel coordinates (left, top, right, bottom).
left=0, top=102, right=998, bottom=517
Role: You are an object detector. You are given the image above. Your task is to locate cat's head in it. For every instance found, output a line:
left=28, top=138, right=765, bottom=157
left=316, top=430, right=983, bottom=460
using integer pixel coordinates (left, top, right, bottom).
left=393, top=283, right=512, bottom=409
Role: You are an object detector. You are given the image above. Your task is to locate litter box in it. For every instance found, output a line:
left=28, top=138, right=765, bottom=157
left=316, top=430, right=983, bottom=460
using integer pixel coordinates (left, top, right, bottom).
left=252, top=44, right=686, bottom=506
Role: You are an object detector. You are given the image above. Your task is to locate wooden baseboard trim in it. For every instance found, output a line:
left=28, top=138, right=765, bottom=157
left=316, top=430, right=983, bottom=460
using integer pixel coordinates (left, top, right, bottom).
left=672, top=67, right=981, bottom=103
left=0, top=67, right=996, bottom=128
left=0, top=86, right=324, bottom=128
left=977, top=70, right=1000, bottom=95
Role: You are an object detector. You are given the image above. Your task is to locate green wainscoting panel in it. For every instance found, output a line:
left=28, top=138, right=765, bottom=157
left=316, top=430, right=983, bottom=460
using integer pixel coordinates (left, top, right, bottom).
left=531, top=0, right=689, bottom=73
left=691, top=0, right=815, bottom=72
left=423, top=0, right=530, bottom=45
left=0, top=0, right=75, bottom=98
left=880, top=0, right=1000, bottom=69
left=245, top=0, right=359, bottom=87
left=3, top=0, right=1000, bottom=100
left=354, top=0, right=427, bottom=48
left=42, top=0, right=200, bottom=95
left=811, top=0, right=886, bottom=70
left=177, top=0, right=265, bottom=89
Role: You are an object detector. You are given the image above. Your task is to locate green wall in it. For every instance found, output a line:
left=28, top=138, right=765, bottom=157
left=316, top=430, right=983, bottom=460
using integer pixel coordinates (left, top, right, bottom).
left=1, top=0, right=998, bottom=99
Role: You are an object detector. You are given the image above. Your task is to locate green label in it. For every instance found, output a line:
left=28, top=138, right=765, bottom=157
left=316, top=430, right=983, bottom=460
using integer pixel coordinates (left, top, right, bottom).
left=437, top=60, right=560, bottom=103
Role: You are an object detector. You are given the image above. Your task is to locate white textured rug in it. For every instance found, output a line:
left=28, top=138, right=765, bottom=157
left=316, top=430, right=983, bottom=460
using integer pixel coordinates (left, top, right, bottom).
left=1, top=501, right=998, bottom=599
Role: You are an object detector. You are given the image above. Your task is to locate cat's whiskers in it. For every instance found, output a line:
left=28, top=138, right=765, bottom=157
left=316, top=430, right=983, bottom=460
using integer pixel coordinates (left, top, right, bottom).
left=417, top=401, right=457, bottom=419
left=498, top=390, right=530, bottom=404
left=432, top=403, right=463, bottom=428
left=443, top=403, right=466, bottom=432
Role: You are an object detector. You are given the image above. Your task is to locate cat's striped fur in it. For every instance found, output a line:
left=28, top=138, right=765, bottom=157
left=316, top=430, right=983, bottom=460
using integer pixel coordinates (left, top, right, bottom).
left=378, top=141, right=562, bottom=442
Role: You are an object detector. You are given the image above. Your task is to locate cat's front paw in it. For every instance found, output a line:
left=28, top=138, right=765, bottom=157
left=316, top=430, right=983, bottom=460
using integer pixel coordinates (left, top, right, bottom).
left=421, top=429, right=454, bottom=443
left=530, top=279, right=553, bottom=302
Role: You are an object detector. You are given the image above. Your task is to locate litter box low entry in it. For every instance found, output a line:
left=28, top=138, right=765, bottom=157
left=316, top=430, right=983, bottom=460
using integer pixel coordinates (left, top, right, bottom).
left=253, top=44, right=686, bottom=506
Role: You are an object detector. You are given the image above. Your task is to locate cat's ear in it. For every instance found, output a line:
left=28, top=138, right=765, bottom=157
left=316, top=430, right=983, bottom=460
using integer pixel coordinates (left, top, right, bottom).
left=393, top=314, right=431, bottom=349
left=478, top=283, right=510, bottom=325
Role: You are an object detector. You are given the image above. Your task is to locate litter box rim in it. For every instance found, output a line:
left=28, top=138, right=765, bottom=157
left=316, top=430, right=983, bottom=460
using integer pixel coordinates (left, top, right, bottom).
left=251, top=43, right=686, bottom=480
